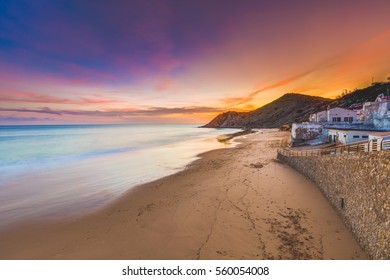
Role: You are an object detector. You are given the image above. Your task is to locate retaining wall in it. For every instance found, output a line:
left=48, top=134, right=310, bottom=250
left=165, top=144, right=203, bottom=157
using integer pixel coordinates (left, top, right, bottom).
left=277, top=150, right=390, bottom=259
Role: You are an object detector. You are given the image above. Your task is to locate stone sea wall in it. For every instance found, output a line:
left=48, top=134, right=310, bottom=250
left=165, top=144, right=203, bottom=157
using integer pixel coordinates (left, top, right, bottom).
left=277, top=150, right=390, bottom=259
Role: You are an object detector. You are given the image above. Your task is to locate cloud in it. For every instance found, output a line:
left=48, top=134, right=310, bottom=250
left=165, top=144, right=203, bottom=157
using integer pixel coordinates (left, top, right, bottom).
left=0, top=106, right=223, bottom=118
left=0, top=115, right=55, bottom=122
left=246, top=69, right=323, bottom=102
left=0, top=107, right=62, bottom=115
left=333, top=29, right=390, bottom=78
left=222, top=70, right=316, bottom=107
left=0, top=88, right=122, bottom=105
left=154, top=77, right=176, bottom=92
left=143, top=106, right=222, bottom=115
left=222, top=96, right=254, bottom=106
left=224, top=58, right=340, bottom=107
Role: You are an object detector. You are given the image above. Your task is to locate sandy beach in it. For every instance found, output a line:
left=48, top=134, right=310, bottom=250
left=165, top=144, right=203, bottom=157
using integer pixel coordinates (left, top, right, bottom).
left=0, top=130, right=367, bottom=259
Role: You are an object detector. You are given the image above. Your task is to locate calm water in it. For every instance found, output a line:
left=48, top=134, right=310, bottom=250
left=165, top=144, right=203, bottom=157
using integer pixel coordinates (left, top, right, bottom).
left=0, top=124, right=240, bottom=228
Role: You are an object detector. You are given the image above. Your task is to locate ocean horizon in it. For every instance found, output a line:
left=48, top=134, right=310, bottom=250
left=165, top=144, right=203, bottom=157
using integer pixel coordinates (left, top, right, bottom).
left=0, top=124, right=240, bottom=229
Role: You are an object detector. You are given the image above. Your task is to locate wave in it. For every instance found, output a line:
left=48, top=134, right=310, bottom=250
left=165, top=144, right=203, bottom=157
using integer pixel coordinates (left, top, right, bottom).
left=0, top=124, right=242, bottom=228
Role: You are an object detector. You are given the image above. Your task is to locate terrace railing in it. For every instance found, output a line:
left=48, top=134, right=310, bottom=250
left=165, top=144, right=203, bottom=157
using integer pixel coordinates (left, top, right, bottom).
left=278, top=136, right=390, bottom=157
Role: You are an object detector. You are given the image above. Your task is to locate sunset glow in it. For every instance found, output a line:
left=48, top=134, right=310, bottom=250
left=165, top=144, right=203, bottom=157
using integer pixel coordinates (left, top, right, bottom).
left=1, top=0, right=390, bottom=124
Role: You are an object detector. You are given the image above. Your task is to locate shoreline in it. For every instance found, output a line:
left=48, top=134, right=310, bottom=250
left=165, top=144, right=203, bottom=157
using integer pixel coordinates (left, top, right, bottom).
left=0, top=129, right=248, bottom=232
left=0, top=125, right=242, bottom=230
left=0, top=130, right=367, bottom=259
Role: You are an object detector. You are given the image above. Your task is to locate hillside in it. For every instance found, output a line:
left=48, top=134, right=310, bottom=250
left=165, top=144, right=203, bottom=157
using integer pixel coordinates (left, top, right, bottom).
left=203, top=82, right=389, bottom=128
left=329, top=82, right=388, bottom=108
left=203, top=93, right=331, bottom=128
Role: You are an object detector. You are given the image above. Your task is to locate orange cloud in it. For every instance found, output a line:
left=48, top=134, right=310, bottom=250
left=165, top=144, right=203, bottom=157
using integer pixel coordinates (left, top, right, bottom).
left=335, top=29, right=390, bottom=77
left=222, top=63, right=335, bottom=108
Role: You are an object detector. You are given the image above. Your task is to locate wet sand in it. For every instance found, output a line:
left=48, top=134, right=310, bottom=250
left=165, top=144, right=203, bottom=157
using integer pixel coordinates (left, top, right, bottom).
left=0, top=130, right=367, bottom=259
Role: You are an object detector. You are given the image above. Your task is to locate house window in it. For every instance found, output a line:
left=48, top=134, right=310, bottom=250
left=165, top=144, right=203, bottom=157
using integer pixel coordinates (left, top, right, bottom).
left=332, top=117, right=341, bottom=122
left=344, top=117, right=353, bottom=122
left=353, top=135, right=360, bottom=139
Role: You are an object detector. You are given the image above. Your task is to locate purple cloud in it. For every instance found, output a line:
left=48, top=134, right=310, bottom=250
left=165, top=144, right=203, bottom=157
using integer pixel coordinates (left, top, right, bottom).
left=0, top=106, right=223, bottom=117
left=0, top=116, right=55, bottom=122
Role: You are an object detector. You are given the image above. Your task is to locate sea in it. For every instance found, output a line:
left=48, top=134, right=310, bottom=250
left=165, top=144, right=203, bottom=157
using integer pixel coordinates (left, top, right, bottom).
left=0, top=124, right=240, bottom=229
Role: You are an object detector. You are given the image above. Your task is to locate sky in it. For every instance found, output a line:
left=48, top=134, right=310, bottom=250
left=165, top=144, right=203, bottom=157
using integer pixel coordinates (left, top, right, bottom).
left=1, top=0, right=390, bottom=124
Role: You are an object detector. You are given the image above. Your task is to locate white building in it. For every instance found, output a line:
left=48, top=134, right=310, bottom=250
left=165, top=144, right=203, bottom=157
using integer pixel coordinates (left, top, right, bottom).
left=359, top=93, right=390, bottom=129
left=368, top=131, right=390, bottom=140
left=360, top=94, right=390, bottom=123
left=291, top=123, right=324, bottom=144
left=297, top=94, right=390, bottom=146
left=327, top=107, right=358, bottom=123
left=309, top=107, right=358, bottom=123
left=328, top=128, right=369, bottom=145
